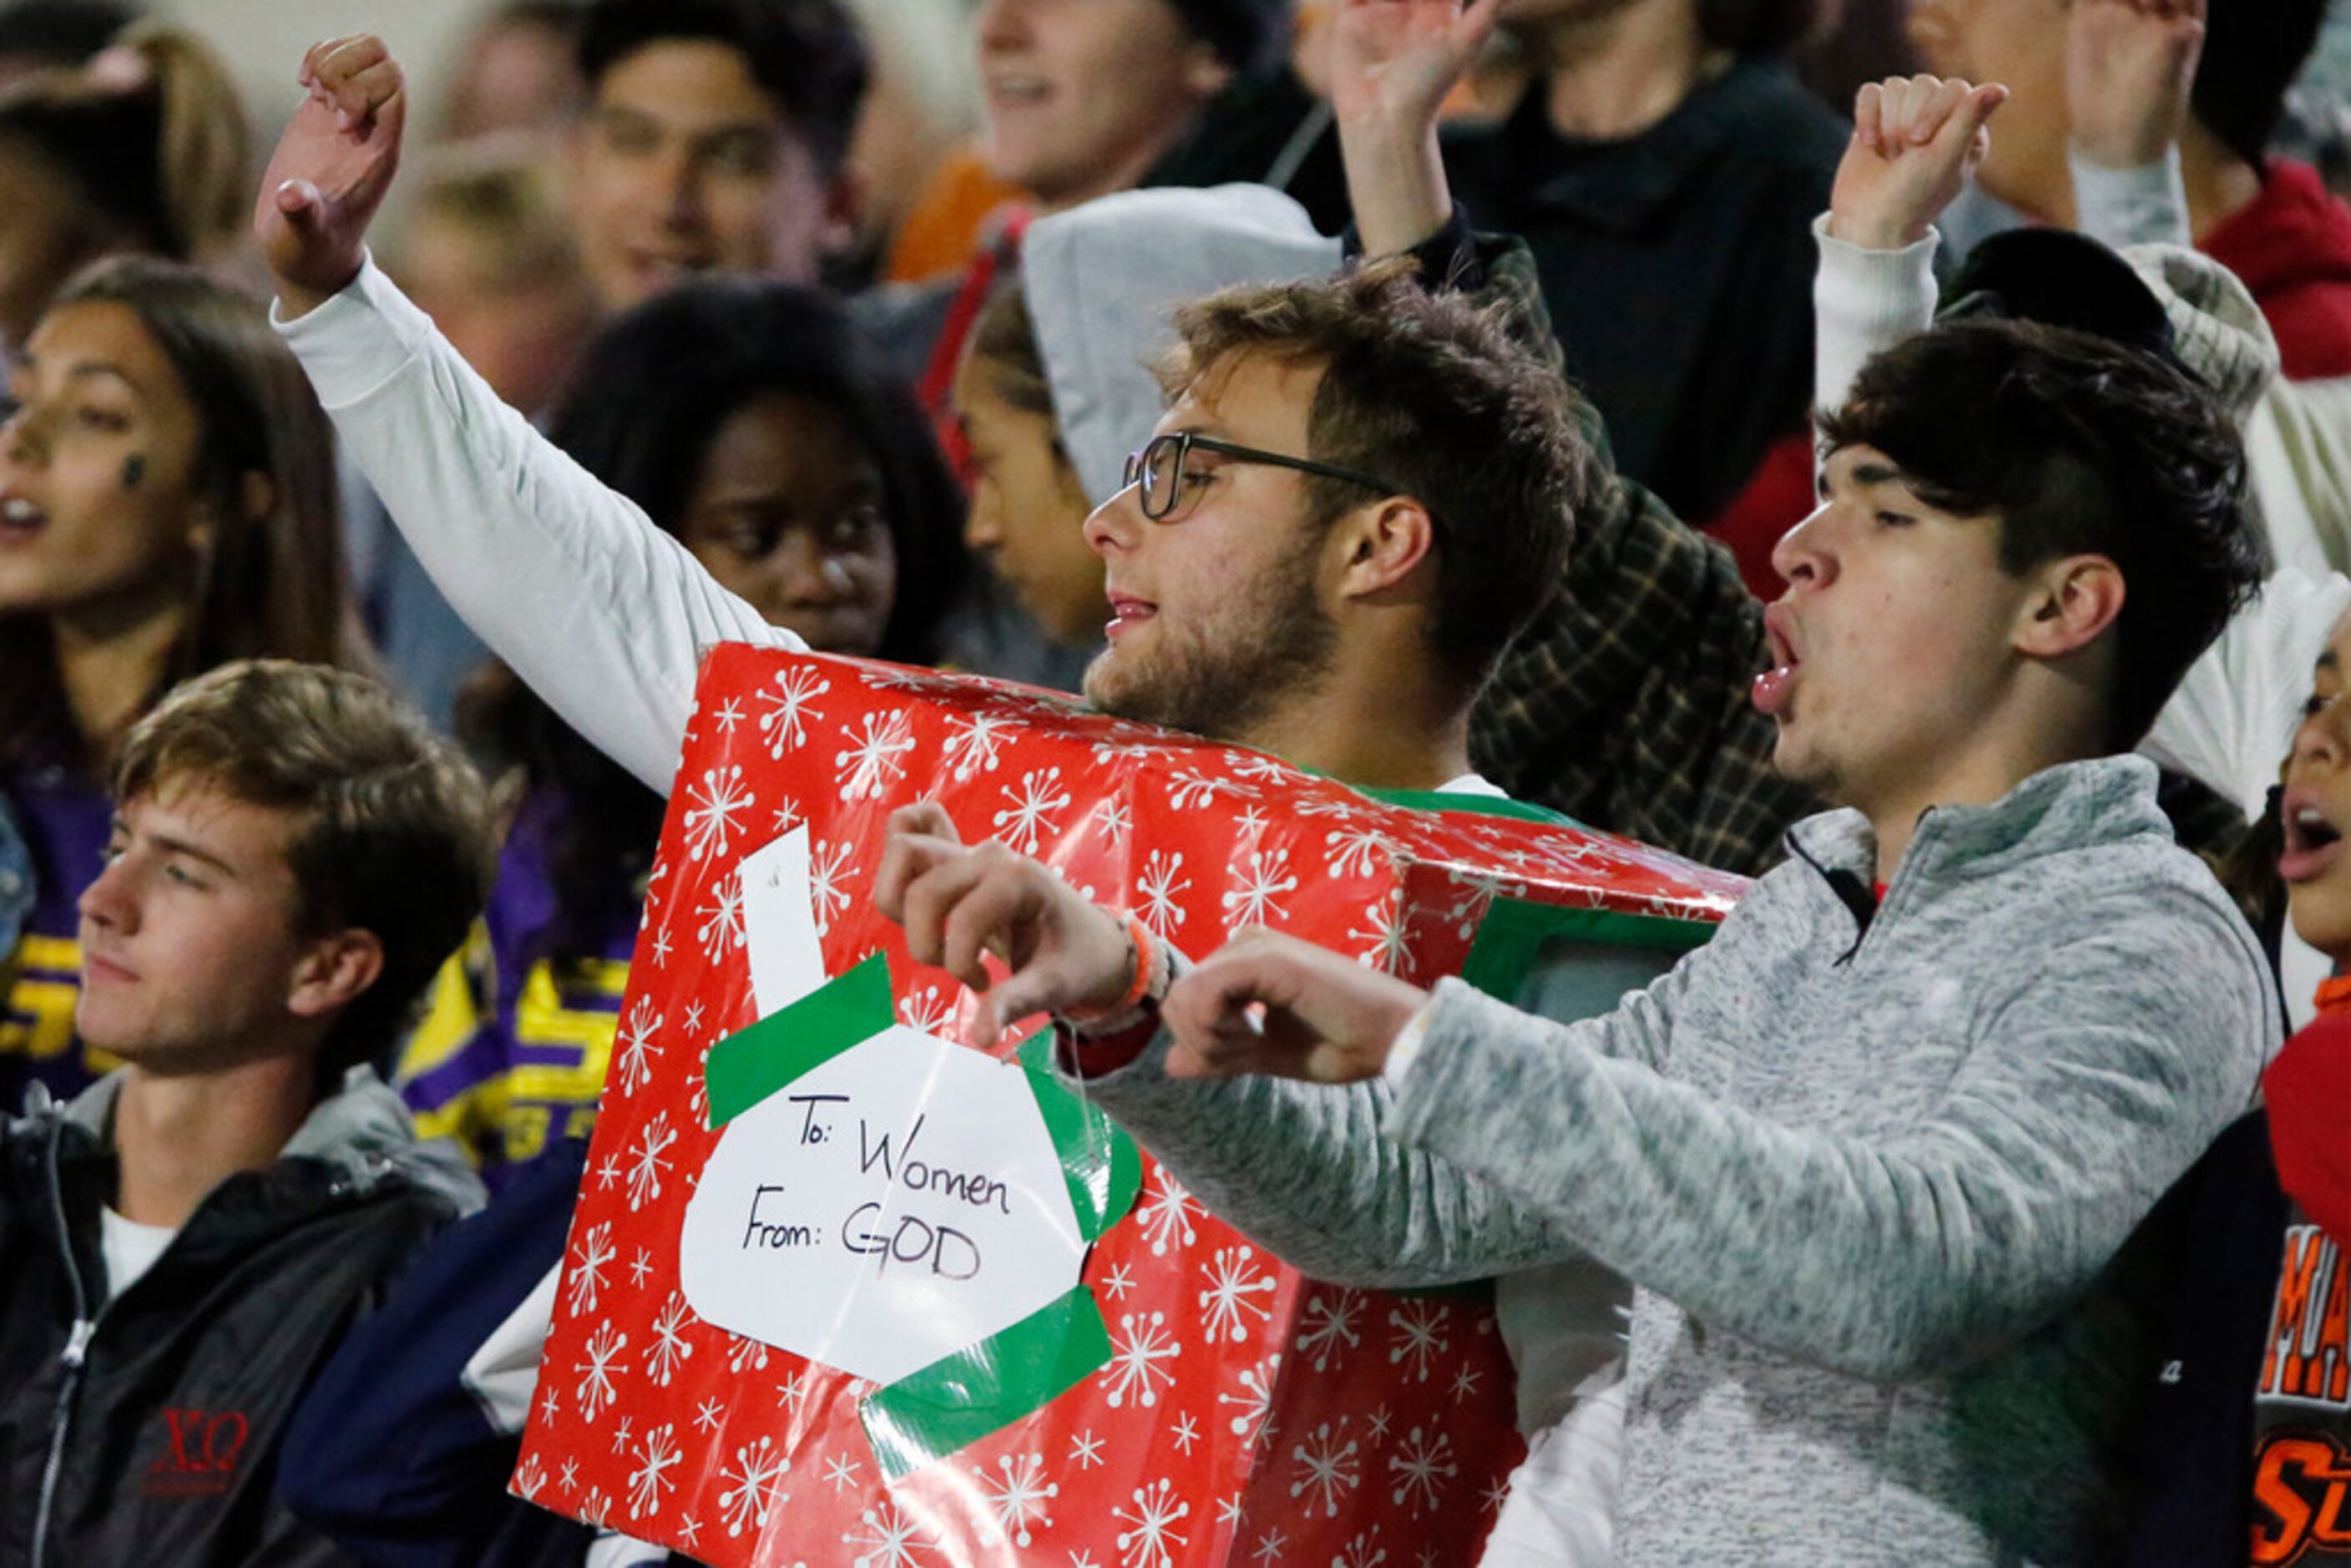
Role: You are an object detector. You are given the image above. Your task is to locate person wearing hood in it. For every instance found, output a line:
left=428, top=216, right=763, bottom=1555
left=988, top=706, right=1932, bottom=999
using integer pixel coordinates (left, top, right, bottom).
left=0, top=659, right=496, bottom=1567
left=1911, top=0, right=2351, bottom=386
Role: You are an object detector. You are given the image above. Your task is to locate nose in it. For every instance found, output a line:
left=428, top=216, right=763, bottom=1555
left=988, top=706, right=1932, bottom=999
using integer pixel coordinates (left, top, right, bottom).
left=77, top=853, right=136, bottom=934
left=1769, top=497, right=1838, bottom=591
left=2, top=402, right=45, bottom=468
left=772, top=530, right=854, bottom=605
left=659, top=148, right=705, bottom=231
left=1082, top=483, right=1143, bottom=559
left=963, top=482, right=1004, bottom=550
left=976, top=0, right=1028, bottom=49
left=2293, top=694, right=2351, bottom=779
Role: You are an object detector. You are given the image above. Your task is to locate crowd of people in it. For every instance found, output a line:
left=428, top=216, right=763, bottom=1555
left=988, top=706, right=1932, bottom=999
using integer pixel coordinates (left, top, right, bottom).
left=0, top=0, right=2346, bottom=1561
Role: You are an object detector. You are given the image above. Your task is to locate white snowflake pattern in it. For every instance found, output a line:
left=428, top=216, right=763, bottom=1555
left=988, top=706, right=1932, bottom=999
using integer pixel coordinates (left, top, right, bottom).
left=1451, top=1363, right=1484, bottom=1403
left=726, top=1333, right=771, bottom=1375
left=538, top=1384, right=561, bottom=1424
left=625, top=1112, right=677, bottom=1211
left=573, top=1320, right=629, bottom=1424
left=943, top=710, right=1013, bottom=781
left=1165, top=767, right=1256, bottom=811
left=610, top=1414, right=635, bottom=1454
left=1218, top=1351, right=1282, bottom=1443
left=1215, top=1493, right=1245, bottom=1528
left=898, top=983, right=956, bottom=1036
left=991, top=766, right=1072, bottom=853
left=756, top=667, right=831, bottom=756
left=628, top=1247, right=654, bottom=1287
left=771, top=795, right=806, bottom=834
left=579, top=1487, right=612, bottom=1528
left=1103, top=1311, right=1180, bottom=1409
left=513, top=1454, right=547, bottom=1500
left=844, top=1499, right=936, bottom=1566
left=1251, top=1528, right=1289, bottom=1565
left=1296, top=1287, right=1365, bottom=1372
left=1388, top=1427, right=1459, bottom=1515
left=648, top=920, right=675, bottom=968
left=1334, top=1528, right=1389, bottom=1568
left=645, top=1292, right=695, bottom=1386
left=1367, top=1404, right=1393, bottom=1442
left=1090, top=797, right=1133, bottom=846
left=1441, top=868, right=1508, bottom=938
left=824, top=1454, right=863, bottom=1493
left=694, top=1397, right=725, bottom=1434
left=776, top=1370, right=813, bottom=1414
left=566, top=1222, right=614, bottom=1316
left=625, top=1423, right=682, bottom=1520
left=696, top=877, right=746, bottom=964
left=972, top=1452, right=1058, bottom=1547
left=1327, top=826, right=1393, bottom=879
left=1136, top=1171, right=1199, bottom=1257
left=1135, top=851, right=1191, bottom=938
left=1100, top=1262, right=1135, bottom=1300
left=678, top=1516, right=702, bottom=1548
left=559, top=1457, right=579, bottom=1493
left=1479, top=1476, right=1513, bottom=1515
left=717, top=1436, right=789, bottom=1538
left=682, top=766, right=755, bottom=862
left=614, top=998, right=662, bottom=1098
left=1388, top=1299, right=1450, bottom=1383
left=1169, top=1412, right=1201, bottom=1454
left=1289, top=1419, right=1362, bottom=1518
left=806, top=837, right=855, bottom=936
left=1067, top=1429, right=1105, bottom=1469
left=1198, top=1244, right=1278, bottom=1343
left=1112, top=1478, right=1191, bottom=1568
left=835, top=711, right=918, bottom=801
left=1348, top=891, right=1410, bottom=970
left=1236, top=803, right=1272, bottom=837
left=1230, top=754, right=1297, bottom=785
left=708, top=695, right=746, bottom=735
left=1221, top=847, right=1298, bottom=929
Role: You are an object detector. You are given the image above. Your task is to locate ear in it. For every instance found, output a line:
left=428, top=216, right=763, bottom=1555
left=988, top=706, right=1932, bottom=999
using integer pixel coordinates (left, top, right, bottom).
left=239, top=469, right=276, bottom=525
left=2013, top=554, right=2126, bottom=660
left=821, top=171, right=865, bottom=257
left=285, top=928, right=386, bottom=1024
left=1183, top=40, right=1236, bottom=101
left=1333, top=497, right=1438, bottom=602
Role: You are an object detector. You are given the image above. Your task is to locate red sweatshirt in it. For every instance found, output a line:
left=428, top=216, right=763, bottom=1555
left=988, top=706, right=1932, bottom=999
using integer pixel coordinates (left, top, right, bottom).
left=2204, top=159, right=2351, bottom=383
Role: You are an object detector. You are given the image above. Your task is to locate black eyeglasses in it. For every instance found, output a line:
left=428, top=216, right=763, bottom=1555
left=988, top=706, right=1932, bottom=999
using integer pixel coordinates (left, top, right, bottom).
left=1120, top=432, right=1405, bottom=522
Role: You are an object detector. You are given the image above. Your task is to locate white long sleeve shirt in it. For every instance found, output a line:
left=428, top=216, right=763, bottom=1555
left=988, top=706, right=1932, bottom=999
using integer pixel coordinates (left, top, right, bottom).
left=275, top=256, right=807, bottom=797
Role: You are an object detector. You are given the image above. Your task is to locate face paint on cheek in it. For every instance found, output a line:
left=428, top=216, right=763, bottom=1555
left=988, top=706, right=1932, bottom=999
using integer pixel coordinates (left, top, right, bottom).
left=120, top=455, right=145, bottom=490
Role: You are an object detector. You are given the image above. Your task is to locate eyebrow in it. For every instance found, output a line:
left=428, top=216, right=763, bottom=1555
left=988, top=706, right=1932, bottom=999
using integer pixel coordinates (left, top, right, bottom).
left=2321, top=650, right=2341, bottom=674
left=114, top=821, right=240, bottom=878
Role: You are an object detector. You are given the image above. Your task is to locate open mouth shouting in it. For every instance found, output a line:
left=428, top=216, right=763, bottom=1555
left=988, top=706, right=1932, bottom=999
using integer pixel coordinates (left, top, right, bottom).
left=2281, top=788, right=2345, bottom=883
left=1752, top=603, right=1801, bottom=719
left=0, top=491, right=47, bottom=542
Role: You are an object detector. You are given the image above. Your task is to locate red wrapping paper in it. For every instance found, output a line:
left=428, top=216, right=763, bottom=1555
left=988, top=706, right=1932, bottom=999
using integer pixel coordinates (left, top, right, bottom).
left=518, top=646, right=1745, bottom=1565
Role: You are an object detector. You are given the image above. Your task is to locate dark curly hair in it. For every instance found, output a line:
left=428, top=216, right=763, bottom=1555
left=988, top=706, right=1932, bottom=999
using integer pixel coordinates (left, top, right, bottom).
left=577, top=0, right=867, bottom=177
left=463, top=279, right=968, bottom=964
left=1819, top=317, right=2263, bottom=751
left=1159, top=257, right=1596, bottom=690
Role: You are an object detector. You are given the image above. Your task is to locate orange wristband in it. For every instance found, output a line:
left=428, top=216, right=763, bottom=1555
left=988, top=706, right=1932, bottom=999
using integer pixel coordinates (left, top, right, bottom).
left=1065, top=909, right=1157, bottom=1024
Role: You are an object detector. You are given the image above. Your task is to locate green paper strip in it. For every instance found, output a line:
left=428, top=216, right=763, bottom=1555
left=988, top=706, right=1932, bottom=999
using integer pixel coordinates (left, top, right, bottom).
left=704, top=951, right=895, bottom=1130
left=860, top=1284, right=1111, bottom=1479
left=1459, top=898, right=1717, bottom=1004
left=1352, top=783, right=1580, bottom=827
left=1015, top=1030, right=1143, bottom=1242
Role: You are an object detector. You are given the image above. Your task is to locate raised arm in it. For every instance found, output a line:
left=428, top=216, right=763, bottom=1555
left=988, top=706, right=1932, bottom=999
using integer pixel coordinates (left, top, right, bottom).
left=255, top=38, right=794, bottom=793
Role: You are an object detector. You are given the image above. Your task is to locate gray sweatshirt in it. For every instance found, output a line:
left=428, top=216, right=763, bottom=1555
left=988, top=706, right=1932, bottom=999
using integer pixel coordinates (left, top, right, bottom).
left=1074, top=755, right=2278, bottom=1564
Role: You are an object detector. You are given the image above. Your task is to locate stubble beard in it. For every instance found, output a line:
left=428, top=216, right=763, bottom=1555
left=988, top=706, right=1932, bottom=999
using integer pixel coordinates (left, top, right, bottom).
left=1083, top=542, right=1337, bottom=745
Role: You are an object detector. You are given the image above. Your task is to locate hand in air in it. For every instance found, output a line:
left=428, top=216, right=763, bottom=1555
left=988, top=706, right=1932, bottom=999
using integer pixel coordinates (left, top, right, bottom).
left=2067, top=0, right=2206, bottom=169
left=1161, top=929, right=1431, bottom=1085
left=254, top=34, right=408, bottom=312
left=1828, top=74, right=2009, bottom=251
left=1328, top=0, right=1502, bottom=135
left=873, top=802, right=1136, bottom=1039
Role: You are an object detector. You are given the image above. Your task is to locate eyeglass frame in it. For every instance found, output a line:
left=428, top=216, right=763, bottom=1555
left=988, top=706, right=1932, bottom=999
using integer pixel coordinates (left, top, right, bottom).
left=1120, top=432, right=1418, bottom=524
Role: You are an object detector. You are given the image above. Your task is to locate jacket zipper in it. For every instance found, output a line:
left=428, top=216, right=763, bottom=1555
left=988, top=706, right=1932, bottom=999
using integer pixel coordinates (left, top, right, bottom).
left=29, top=1108, right=98, bottom=1568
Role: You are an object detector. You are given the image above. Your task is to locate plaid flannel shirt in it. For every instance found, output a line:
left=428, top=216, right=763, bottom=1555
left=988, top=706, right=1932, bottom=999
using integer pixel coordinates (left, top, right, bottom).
left=1447, top=232, right=1822, bottom=878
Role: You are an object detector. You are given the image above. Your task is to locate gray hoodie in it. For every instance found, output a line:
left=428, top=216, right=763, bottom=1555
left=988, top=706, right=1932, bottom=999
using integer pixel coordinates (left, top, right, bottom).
left=1074, top=756, right=2277, bottom=1563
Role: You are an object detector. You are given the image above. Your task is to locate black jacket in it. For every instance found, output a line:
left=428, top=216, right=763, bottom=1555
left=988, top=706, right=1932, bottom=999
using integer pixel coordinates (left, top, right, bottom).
left=0, top=1070, right=480, bottom=1567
